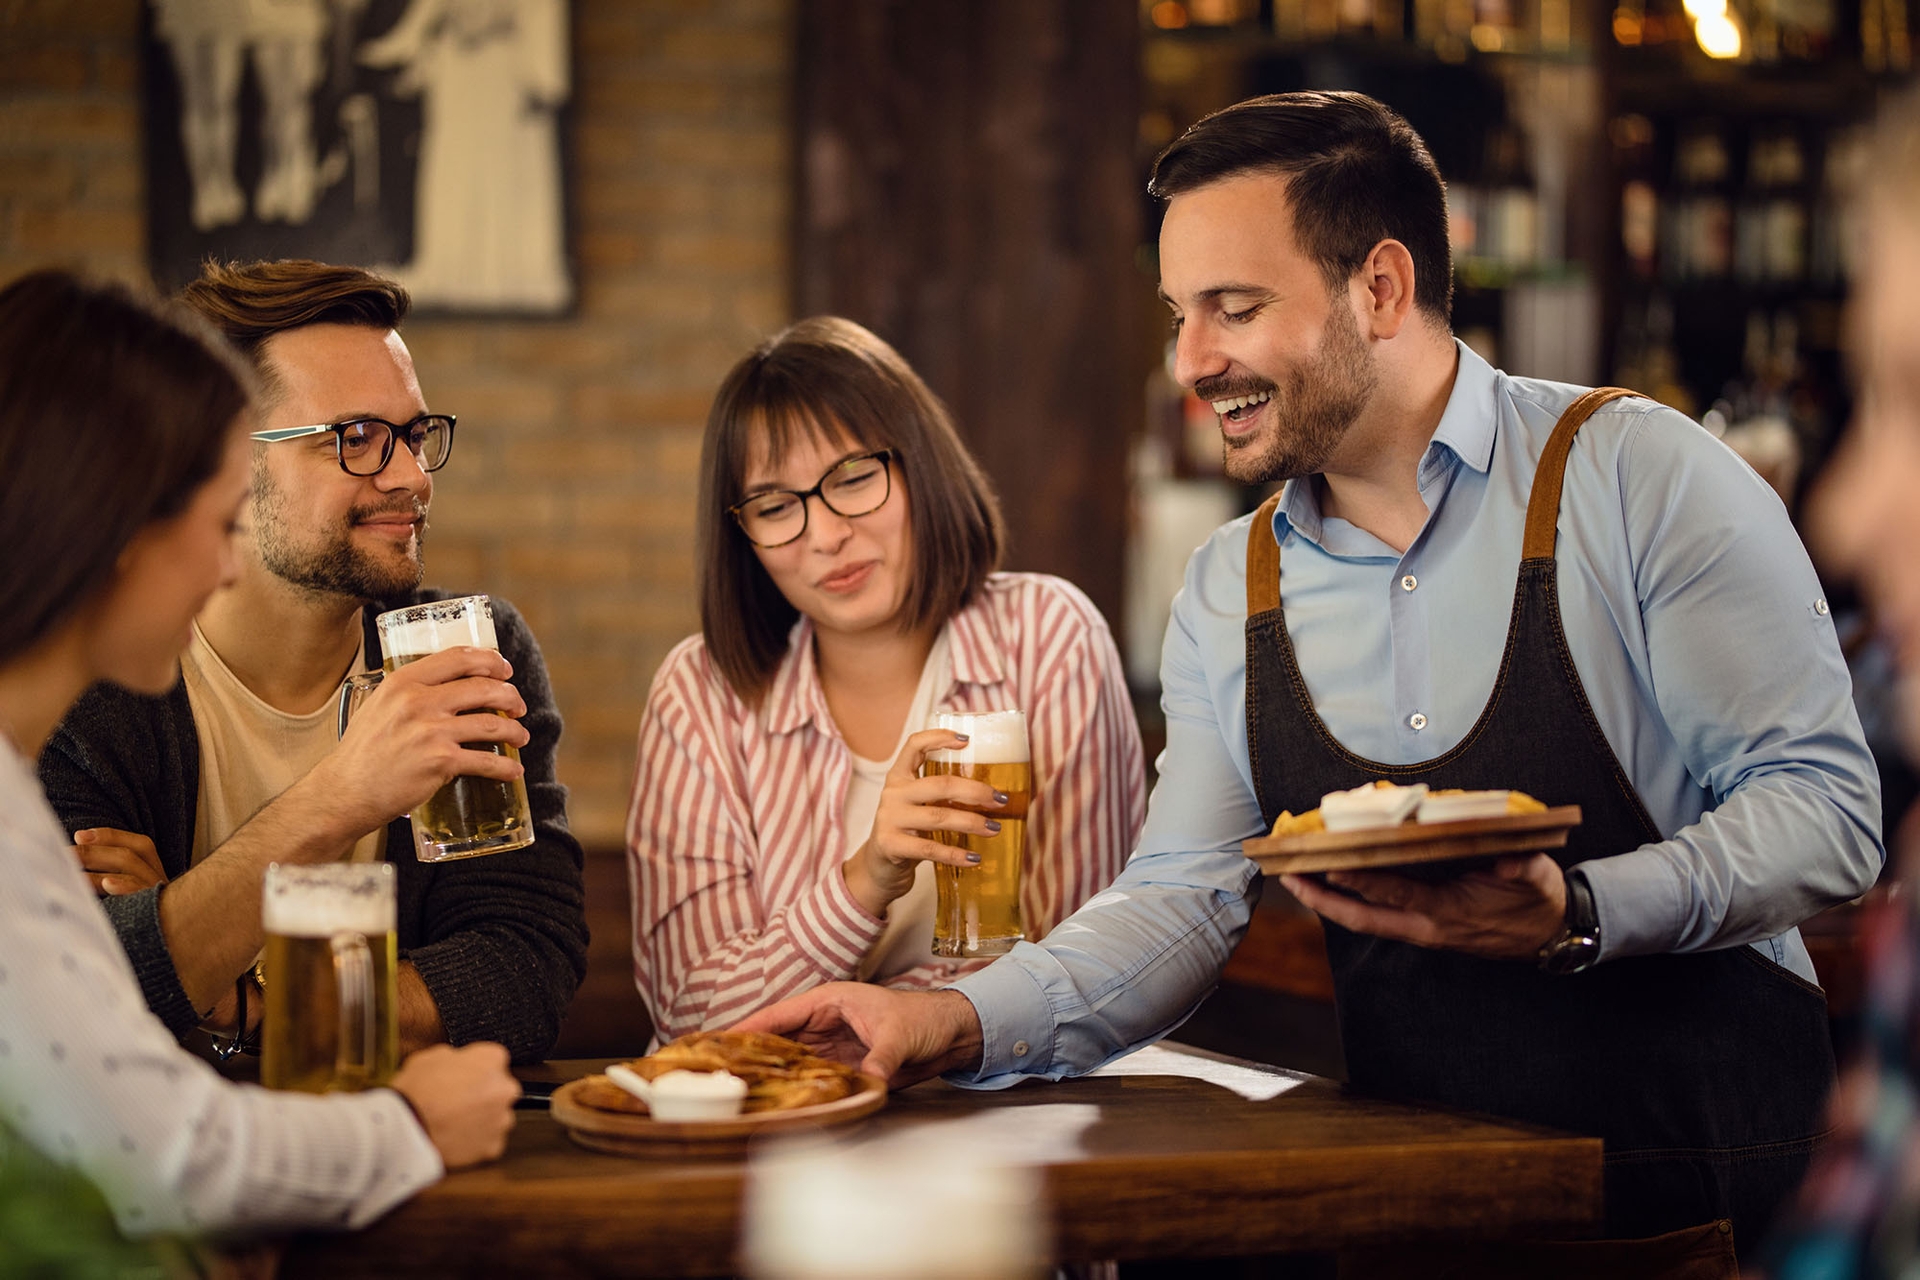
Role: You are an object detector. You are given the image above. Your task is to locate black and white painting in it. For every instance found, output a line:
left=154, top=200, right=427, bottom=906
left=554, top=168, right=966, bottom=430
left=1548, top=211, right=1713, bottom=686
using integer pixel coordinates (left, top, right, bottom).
left=144, top=0, right=572, bottom=313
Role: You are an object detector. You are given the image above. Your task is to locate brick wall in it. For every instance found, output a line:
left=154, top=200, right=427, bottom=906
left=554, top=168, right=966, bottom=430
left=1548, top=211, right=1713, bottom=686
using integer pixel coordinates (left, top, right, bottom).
left=0, top=0, right=795, bottom=847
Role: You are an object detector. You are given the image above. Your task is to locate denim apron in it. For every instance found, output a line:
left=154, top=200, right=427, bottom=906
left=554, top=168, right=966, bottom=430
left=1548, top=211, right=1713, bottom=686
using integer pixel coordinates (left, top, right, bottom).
left=1243, top=388, right=1834, bottom=1250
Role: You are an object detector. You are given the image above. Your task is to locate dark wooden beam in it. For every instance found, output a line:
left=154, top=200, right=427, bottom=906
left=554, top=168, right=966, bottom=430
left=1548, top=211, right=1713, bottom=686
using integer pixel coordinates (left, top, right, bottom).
left=794, top=0, right=1143, bottom=633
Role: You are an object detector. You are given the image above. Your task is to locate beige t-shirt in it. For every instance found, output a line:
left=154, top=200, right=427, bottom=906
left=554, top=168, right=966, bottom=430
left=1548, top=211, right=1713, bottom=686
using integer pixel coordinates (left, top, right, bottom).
left=180, top=620, right=385, bottom=868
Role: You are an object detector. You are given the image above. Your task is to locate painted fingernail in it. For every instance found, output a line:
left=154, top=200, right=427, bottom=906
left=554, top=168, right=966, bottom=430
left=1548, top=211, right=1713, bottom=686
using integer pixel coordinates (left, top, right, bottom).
left=965, top=853, right=983, bottom=864
left=984, top=819, right=1002, bottom=834
left=954, top=733, right=971, bottom=743
left=993, top=791, right=1009, bottom=805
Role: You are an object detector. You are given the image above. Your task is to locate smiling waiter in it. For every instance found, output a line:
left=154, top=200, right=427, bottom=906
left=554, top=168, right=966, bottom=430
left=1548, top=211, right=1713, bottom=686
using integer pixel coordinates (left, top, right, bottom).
left=741, top=91, right=1883, bottom=1269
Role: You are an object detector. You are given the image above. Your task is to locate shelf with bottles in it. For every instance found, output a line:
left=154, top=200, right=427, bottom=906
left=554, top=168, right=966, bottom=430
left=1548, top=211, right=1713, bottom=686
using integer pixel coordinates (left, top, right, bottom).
left=1606, top=0, right=1910, bottom=82
left=1600, top=86, right=1869, bottom=488
left=1139, top=0, right=1599, bottom=62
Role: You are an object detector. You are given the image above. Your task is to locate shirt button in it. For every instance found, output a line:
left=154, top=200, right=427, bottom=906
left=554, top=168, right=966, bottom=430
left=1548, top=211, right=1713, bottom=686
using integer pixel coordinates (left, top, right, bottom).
left=1409, top=712, right=1428, bottom=731
left=1814, top=598, right=1829, bottom=616
left=1401, top=574, right=1418, bottom=592
left=1012, top=1040, right=1030, bottom=1058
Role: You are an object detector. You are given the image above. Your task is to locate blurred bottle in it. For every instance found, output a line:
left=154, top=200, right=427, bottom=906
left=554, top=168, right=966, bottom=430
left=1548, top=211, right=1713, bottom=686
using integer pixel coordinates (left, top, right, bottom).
left=1862, top=0, right=1913, bottom=70
left=1665, top=125, right=1732, bottom=282
left=1613, top=113, right=1661, bottom=279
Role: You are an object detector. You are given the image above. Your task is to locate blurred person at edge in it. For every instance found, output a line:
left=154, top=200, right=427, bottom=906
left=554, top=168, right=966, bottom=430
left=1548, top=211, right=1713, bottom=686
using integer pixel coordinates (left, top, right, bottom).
left=36, top=259, right=587, bottom=1065
left=0, top=270, right=517, bottom=1243
left=1761, top=83, right=1920, bottom=1280
left=743, top=91, right=1883, bottom=1275
left=627, top=317, right=1143, bottom=1041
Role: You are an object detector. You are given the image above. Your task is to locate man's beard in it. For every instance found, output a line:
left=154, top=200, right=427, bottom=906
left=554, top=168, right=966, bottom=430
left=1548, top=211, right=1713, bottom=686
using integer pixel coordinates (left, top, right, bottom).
left=251, top=466, right=428, bottom=603
left=1199, top=299, right=1378, bottom=485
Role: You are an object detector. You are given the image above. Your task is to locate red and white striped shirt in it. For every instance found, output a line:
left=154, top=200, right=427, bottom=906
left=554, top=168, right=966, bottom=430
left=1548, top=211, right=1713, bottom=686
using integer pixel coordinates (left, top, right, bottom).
left=626, top=572, right=1146, bottom=1040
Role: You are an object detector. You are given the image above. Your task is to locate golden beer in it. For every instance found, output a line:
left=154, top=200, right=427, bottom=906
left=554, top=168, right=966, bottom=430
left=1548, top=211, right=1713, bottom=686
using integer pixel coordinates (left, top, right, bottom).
left=924, top=710, right=1032, bottom=958
left=260, top=864, right=399, bottom=1093
left=374, top=596, right=535, bottom=861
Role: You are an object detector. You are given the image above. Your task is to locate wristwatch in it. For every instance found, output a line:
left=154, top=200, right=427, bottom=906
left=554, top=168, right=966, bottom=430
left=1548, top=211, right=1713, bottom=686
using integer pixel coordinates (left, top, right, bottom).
left=1537, top=867, right=1601, bottom=975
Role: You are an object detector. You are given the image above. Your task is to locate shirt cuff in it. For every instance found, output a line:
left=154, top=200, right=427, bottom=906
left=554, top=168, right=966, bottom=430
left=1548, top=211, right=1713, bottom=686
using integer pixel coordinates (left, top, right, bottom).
left=1576, top=851, right=1682, bottom=963
left=946, top=943, right=1064, bottom=1087
left=784, top=864, right=889, bottom=978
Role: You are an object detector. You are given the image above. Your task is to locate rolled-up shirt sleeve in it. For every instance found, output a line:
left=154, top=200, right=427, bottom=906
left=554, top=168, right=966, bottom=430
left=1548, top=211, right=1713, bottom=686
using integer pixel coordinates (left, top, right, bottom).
left=1577, top=408, right=1883, bottom=962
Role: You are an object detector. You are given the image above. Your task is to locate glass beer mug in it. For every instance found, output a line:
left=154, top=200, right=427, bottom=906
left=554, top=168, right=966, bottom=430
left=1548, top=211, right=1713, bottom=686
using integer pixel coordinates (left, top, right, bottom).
left=260, top=862, right=399, bottom=1093
left=922, top=709, right=1031, bottom=958
left=338, top=594, right=535, bottom=862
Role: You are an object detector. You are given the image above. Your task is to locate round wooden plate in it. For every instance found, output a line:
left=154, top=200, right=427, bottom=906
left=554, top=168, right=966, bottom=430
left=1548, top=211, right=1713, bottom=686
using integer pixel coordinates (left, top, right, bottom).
left=551, top=1073, right=888, bottom=1158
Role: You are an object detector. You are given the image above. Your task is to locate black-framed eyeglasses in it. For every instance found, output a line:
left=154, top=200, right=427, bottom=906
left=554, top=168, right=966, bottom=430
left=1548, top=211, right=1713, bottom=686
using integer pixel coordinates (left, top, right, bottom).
left=729, top=449, right=895, bottom=548
left=249, top=415, right=457, bottom=477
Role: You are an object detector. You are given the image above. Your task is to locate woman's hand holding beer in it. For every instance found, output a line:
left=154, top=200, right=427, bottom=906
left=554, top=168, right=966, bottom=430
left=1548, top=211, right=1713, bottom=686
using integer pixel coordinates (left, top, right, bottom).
left=390, top=1042, right=520, bottom=1169
left=311, top=646, right=530, bottom=842
left=844, top=729, right=1005, bottom=917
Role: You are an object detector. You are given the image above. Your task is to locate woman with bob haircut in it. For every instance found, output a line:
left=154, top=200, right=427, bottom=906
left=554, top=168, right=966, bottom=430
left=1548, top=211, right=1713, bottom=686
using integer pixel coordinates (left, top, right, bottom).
left=628, top=316, right=1144, bottom=1039
left=0, top=270, right=517, bottom=1240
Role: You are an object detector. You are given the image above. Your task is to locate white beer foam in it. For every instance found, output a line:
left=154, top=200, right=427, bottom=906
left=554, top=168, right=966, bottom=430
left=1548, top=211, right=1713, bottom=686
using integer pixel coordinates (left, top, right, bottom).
left=925, top=709, right=1029, bottom=763
left=377, top=596, right=499, bottom=660
left=263, top=878, right=395, bottom=937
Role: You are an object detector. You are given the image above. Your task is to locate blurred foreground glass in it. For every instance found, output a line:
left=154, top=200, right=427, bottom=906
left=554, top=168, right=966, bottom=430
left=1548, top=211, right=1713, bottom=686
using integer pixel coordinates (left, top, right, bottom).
left=922, top=709, right=1030, bottom=958
left=742, top=1132, right=1047, bottom=1280
left=342, top=595, right=534, bottom=861
left=260, top=862, right=398, bottom=1093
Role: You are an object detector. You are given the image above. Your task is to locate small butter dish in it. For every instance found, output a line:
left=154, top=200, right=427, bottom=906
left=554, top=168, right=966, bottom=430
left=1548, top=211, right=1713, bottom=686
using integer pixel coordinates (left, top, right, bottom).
left=1417, top=790, right=1513, bottom=823
left=1319, top=781, right=1428, bottom=832
left=606, top=1063, right=748, bottom=1121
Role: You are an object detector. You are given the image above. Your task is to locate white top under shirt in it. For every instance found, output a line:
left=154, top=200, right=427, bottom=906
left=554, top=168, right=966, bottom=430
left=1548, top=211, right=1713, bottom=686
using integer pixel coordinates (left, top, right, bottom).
left=846, top=630, right=950, bottom=983
left=0, top=742, right=441, bottom=1237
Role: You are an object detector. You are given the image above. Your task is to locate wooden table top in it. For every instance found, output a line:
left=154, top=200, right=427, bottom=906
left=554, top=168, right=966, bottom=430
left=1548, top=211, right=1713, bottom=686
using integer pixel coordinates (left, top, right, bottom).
left=282, top=1045, right=1601, bottom=1278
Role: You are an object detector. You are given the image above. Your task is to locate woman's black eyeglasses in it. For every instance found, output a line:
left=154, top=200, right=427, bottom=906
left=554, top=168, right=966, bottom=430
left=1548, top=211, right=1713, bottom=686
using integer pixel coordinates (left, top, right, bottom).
left=729, top=449, right=894, bottom=549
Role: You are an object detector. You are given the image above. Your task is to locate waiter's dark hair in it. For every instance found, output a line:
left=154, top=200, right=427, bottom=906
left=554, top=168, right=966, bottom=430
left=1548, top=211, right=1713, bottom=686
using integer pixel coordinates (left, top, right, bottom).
left=1150, top=91, right=1453, bottom=324
left=698, top=316, right=1005, bottom=704
left=0, top=270, right=254, bottom=664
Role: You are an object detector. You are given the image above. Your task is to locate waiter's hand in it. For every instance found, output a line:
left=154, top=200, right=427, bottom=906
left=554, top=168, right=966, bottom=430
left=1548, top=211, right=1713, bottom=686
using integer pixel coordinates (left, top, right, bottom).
left=734, top=985, right=984, bottom=1088
left=1280, top=853, right=1567, bottom=960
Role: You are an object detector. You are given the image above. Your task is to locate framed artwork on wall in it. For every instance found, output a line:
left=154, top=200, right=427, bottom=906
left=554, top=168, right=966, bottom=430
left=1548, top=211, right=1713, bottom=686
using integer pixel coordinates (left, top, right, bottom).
left=143, top=0, right=573, bottom=313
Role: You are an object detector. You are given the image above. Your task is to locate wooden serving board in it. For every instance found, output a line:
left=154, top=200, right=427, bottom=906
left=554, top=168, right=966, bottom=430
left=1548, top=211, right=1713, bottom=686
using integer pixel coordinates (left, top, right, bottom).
left=1242, top=806, right=1583, bottom=876
left=550, top=1073, right=887, bottom=1159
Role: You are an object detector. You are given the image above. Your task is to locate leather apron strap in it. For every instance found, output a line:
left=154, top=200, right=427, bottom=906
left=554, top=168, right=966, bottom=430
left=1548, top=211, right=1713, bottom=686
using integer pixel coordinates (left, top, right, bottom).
left=1522, top=388, right=1639, bottom=561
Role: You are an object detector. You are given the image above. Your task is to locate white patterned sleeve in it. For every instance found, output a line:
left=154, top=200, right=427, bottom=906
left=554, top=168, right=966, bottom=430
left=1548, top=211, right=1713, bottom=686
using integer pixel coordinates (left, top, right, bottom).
left=0, top=754, right=443, bottom=1238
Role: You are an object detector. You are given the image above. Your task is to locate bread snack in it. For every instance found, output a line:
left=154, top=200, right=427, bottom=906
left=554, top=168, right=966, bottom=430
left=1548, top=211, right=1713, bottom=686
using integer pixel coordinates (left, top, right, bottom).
left=574, top=1030, right=859, bottom=1118
left=1269, top=781, right=1548, bottom=837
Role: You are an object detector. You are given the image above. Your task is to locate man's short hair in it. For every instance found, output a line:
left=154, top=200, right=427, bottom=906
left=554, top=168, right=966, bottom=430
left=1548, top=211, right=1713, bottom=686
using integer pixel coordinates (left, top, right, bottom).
left=176, top=260, right=410, bottom=393
left=1149, top=91, right=1454, bottom=324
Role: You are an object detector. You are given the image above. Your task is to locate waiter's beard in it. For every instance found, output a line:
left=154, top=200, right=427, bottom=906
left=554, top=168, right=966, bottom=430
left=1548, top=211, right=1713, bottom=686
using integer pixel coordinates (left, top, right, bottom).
left=249, top=461, right=429, bottom=604
left=1205, top=298, right=1379, bottom=485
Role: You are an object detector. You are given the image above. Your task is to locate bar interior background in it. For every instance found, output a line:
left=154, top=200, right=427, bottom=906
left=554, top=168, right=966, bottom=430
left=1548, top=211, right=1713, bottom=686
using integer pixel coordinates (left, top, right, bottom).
left=2, top=0, right=1908, bottom=1062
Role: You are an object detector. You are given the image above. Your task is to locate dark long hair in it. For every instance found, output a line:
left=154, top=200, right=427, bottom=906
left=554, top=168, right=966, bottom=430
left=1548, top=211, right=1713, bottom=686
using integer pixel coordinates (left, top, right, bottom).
left=0, top=271, right=254, bottom=664
left=698, top=317, right=1005, bottom=704
left=1150, top=91, right=1454, bottom=324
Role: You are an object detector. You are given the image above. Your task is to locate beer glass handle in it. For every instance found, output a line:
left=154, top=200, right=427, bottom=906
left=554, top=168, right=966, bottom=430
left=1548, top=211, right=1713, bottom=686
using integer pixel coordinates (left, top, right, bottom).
left=336, top=671, right=384, bottom=740
left=330, top=932, right=376, bottom=1082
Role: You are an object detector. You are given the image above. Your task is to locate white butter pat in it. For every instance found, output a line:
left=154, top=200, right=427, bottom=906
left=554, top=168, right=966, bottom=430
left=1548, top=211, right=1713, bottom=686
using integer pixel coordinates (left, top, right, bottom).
left=1319, top=782, right=1428, bottom=832
left=626, top=1069, right=749, bottom=1121
left=1417, top=790, right=1513, bottom=823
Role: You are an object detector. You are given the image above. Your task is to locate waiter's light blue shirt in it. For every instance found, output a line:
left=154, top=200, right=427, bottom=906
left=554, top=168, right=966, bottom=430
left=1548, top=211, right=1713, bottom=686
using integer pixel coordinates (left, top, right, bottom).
left=952, top=343, right=1883, bottom=1086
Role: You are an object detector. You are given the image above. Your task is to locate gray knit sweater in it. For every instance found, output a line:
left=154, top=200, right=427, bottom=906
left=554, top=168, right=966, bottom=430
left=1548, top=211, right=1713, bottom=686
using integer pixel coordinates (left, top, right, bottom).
left=36, top=589, right=589, bottom=1064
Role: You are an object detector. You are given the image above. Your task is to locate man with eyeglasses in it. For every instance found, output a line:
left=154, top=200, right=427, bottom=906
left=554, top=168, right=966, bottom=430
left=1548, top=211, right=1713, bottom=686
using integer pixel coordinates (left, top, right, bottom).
left=39, top=259, right=587, bottom=1064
